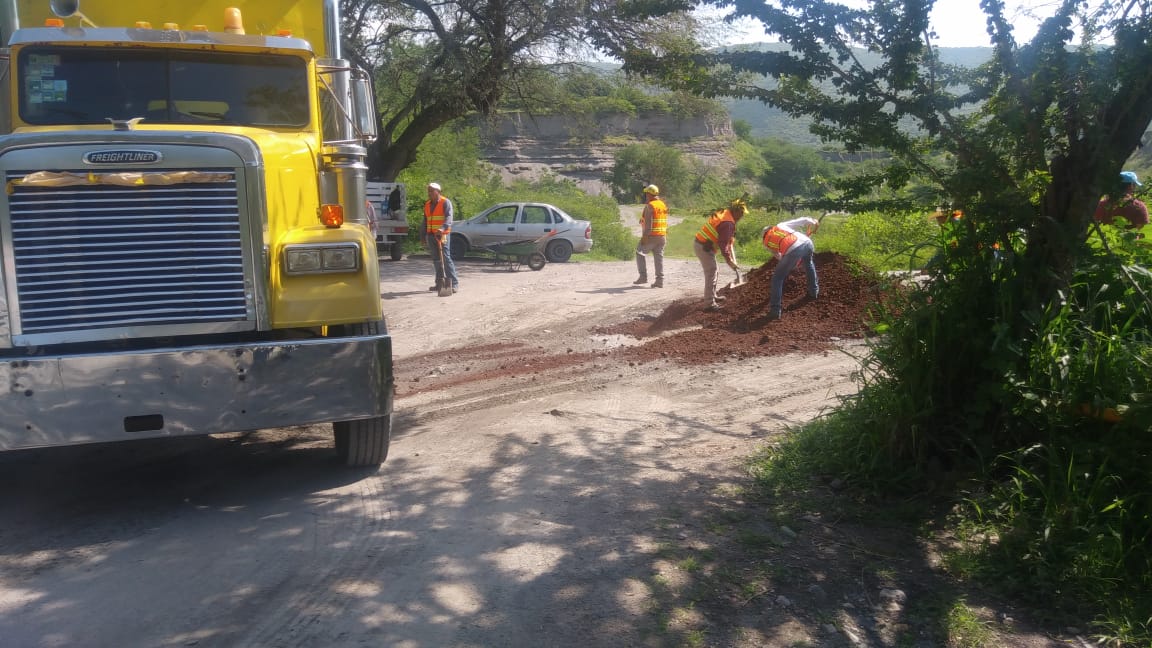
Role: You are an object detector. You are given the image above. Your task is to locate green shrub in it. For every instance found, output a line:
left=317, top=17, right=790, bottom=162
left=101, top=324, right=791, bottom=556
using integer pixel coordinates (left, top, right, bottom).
left=818, top=209, right=939, bottom=271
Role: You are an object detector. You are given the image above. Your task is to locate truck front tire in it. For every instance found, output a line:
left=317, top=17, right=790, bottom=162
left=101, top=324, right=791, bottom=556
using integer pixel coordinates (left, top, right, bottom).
left=330, top=319, right=393, bottom=466
left=334, top=414, right=392, bottom=466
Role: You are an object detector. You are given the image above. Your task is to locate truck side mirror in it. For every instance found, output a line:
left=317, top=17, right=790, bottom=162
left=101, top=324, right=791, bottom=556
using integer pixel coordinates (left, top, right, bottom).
left=350, top=72, right=377, bottom=143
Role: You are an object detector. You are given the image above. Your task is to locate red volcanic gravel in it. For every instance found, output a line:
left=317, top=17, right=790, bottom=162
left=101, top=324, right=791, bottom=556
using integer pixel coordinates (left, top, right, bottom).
left=602, top=252, right=885, bottom=365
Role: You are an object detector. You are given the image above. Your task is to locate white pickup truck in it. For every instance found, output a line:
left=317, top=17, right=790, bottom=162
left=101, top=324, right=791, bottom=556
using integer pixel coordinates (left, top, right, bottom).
left=367, top=181, right=409, bottom=261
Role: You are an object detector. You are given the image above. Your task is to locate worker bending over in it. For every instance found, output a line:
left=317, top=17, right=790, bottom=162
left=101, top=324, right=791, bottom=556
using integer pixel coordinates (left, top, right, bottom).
left=762, top=216, right=820, bottom=321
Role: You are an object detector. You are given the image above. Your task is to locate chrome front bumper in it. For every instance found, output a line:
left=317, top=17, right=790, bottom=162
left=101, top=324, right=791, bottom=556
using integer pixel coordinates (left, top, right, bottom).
left=0, top=333, right=393, bottom=451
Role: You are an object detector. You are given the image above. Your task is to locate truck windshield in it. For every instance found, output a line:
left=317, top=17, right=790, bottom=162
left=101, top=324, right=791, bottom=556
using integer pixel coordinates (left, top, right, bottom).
left=17, top=47, right=309, bottom=127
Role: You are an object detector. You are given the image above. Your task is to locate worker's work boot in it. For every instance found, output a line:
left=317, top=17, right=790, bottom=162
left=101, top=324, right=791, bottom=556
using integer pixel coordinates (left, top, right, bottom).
left=632, top=275, right=648, bottom=285
left=651, top=279, right=663, bottom=288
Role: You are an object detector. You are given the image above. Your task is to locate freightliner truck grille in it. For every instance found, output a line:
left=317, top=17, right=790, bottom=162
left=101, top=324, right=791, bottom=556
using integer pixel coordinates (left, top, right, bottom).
left=6, top=169, right=248, bottom=335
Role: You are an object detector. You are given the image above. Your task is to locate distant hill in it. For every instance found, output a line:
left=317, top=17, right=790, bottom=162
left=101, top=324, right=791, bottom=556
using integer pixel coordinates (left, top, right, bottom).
left=720, top=44, right=993, bottom=145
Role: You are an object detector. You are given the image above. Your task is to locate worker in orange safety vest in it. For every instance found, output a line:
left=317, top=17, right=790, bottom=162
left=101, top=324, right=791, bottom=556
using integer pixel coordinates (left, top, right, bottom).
left=423, top=182, right=458, bottom=293
left=694, top=199, right=746, bottom=311
left=762, top=216, right=819, bottom=320
left=633, top=184, right=668, bottom=288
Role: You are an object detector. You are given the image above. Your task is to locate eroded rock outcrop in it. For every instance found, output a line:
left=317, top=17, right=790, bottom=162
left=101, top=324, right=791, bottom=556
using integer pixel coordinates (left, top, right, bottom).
left=479, top=112, right=736, bottom=195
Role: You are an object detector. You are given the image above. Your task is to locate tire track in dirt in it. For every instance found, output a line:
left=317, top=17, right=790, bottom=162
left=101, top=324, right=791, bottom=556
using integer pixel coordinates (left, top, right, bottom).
left=237, top=476, right=393, bottom=647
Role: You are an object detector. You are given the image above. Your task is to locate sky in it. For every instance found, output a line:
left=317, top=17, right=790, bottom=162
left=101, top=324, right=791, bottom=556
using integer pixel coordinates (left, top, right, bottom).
left=928, top=0, right=1042, bottom=46
left=718, top=1, right=1047, bottom=48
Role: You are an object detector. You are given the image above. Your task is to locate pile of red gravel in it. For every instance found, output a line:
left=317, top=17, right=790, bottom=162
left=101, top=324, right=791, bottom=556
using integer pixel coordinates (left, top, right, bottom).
left=604, top=252, right=886, bottom=364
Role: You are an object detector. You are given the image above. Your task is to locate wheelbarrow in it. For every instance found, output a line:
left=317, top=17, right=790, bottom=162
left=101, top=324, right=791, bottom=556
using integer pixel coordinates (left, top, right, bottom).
left=482, top=230, right=565, bottom=271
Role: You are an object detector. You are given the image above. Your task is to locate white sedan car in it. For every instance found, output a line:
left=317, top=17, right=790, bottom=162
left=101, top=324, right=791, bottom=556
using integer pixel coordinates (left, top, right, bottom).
left=448, top=202, right=593, bottom=262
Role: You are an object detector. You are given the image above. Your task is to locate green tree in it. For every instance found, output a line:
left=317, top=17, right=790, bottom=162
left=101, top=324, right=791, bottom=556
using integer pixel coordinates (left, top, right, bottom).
left=608, top=142, right=690, bottom=201
left=755, top=138, right=827, bottom=199
left=338, top=0, right=699, bottom=181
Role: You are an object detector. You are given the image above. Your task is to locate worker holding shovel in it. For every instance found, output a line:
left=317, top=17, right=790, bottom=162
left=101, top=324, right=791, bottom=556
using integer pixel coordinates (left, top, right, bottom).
left=762, top=216, right=820, bottom=321
left=423, top=182, right=458, bottom=296
left=694, top=199, right=747, bottom=311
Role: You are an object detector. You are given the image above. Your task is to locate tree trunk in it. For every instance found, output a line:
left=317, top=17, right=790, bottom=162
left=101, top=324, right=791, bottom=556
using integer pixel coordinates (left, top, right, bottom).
left=1021, top=154, right=1101, bottom=314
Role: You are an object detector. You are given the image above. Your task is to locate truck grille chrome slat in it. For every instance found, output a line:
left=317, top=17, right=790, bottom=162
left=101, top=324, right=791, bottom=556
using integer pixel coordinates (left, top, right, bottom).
left=7, top=169, right=249, bottom=336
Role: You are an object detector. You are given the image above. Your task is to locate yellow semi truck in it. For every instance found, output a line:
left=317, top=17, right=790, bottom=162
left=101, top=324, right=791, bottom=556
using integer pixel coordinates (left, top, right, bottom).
left=0, top=0, right=394, bottom=465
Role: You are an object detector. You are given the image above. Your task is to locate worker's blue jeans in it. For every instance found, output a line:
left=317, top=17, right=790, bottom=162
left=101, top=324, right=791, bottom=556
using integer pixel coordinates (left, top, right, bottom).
left=769, top=240, right=818, bottom=316
left=426, top=233, right=458, bottom=288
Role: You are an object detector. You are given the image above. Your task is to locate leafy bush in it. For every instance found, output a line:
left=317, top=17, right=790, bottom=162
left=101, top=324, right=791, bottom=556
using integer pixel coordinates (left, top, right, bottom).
left=818, top=209, right=939, bottom=271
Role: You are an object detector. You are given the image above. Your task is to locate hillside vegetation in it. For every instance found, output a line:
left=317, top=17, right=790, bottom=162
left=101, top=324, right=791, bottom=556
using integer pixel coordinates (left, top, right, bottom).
left=721, top=44, right=994, bottom=142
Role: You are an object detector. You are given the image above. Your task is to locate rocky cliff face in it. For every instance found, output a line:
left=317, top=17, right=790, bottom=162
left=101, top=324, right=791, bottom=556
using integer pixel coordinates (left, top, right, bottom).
left=479, top=112, right=736, bottom=196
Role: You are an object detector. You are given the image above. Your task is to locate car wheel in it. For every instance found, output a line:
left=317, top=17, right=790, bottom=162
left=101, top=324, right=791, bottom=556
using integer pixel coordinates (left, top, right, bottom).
left=545, top=239, right=573, bottom=263
left=527, top=252, right=547, bottom=271
left=390, top=241, right=404, bottom=261
left=449, top=234, right=468, bottom=260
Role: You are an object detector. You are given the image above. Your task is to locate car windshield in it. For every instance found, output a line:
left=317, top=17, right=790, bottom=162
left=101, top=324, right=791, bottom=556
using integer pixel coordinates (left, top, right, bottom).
left=18, top=47, right=309, bottom=127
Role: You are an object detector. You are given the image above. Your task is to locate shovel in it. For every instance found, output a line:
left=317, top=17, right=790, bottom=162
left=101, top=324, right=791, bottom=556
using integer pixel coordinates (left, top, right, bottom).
left=434, top=233, right=453, bottom=297
left=726, top=269, right=747, bottom=290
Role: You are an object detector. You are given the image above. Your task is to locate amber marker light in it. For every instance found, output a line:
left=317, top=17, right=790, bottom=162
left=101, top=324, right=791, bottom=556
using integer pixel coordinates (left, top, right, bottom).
left=276, top=28, right=292, bottom=36
left=224, top=7, right=245, bottom=34
left=320, top=204, right=344, bottom=228
left=192, top=24, right=208, bottom=31
left=44, top=18, right=64, bottom=27
left=135, top=21, right=152, bottom=29
left=163, top=23, right=179, bottom=30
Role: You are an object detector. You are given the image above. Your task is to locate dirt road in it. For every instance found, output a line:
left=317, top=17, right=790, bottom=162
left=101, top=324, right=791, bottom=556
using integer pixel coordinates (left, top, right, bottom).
left=0, top=255, right=1062, bottom=647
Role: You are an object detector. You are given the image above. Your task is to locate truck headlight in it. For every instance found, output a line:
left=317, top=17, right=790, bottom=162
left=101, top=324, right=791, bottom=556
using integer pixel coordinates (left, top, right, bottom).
left=284, top=243, right=361, bottom=275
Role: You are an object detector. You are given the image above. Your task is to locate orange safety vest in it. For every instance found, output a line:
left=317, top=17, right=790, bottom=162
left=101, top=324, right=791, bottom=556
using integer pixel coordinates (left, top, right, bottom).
left=645, top=198, right=668, bottom=236
left=762, top=226, right=798, bottom=255
left=424, top=196, right=450, bottom=233
left=695, top=209, right=736, bottom=247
